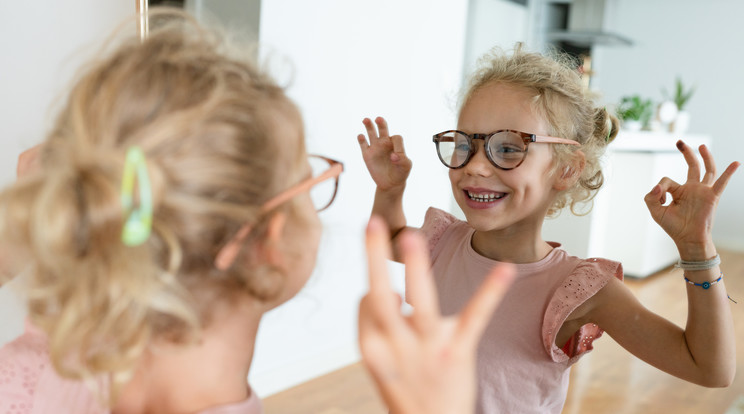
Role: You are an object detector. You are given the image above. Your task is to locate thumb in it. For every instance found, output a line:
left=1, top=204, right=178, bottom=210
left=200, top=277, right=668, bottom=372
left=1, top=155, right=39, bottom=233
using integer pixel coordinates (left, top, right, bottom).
left=391, top=135, right=407, bottom=155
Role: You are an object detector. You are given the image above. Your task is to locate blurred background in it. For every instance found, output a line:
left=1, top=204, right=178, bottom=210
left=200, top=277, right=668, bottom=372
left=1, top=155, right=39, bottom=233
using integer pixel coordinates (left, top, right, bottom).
left=1, top=0, right=742, bottom=402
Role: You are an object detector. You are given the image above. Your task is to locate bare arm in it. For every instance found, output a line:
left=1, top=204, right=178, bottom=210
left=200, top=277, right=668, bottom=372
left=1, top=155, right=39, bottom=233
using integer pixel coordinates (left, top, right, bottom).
left=357, top=117, right=414, bottom=262
left=590, top=141, right=738, bottom=387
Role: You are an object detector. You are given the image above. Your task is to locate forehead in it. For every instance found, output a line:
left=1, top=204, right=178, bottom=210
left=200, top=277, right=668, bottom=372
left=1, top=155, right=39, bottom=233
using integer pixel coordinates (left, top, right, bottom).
left=458, top=82, right=549, bottom=135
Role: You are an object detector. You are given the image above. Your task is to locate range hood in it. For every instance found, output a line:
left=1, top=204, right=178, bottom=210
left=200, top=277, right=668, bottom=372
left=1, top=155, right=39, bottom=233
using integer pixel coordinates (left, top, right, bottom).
left=546, top=0, right=633, bottom=47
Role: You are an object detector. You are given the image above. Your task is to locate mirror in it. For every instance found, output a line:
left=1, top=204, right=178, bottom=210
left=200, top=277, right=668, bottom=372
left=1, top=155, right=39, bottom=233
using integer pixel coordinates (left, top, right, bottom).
left=134, top=1, right=744, bottom=412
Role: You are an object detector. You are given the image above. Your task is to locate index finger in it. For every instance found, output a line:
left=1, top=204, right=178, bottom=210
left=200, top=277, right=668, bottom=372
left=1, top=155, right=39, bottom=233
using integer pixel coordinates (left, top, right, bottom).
left=455, top=264, right=515, bottom=349
left=398, top=230, right=439, bottom=330
left=365, top=216, right=404, bottom=330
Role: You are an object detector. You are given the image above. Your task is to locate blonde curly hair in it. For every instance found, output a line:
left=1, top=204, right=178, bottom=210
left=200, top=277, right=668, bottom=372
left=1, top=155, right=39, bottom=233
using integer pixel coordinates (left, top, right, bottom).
left=460, top=44, right=619, bottom=216
left=0, top=12, right=305, bottom=398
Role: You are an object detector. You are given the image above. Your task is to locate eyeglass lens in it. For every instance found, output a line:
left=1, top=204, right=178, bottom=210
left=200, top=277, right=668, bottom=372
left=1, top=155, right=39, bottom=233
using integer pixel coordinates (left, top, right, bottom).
left=436, top=131, right=527, bottom=169
left=308, top=156, right=338, bottom=211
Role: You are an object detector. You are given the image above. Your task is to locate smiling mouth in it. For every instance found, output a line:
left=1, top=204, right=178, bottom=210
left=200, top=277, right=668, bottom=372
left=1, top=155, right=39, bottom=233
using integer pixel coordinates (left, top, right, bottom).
left=465, top=190, right=507, bottom=202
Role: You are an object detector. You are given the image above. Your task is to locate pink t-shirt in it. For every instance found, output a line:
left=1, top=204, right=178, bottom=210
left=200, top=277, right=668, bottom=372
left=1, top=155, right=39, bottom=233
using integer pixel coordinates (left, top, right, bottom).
left=420, top=207, right=623, bottom=414
left=0, top=323, right=263, bottom=414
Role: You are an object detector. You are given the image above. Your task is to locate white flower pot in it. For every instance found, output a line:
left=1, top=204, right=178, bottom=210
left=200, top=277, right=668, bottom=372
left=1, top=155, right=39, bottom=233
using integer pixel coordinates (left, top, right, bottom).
left=672, top=111, right=690, bottom=134
left=623, top=120, right=642, bottom=131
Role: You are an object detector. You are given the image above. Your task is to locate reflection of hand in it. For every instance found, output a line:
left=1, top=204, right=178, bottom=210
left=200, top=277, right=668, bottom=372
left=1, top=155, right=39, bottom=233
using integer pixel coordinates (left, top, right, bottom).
left=17, top=144, right=42, bottom=178
left=644, top=141, right=739, bottom=260
left=359, top=217, right=515, bottom=414
left=357, top=117, right=412, bottom=192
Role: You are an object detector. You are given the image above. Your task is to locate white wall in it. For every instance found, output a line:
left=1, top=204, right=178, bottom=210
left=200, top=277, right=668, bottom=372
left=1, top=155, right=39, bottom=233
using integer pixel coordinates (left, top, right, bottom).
left=592, top=0, right=744, bottom=251
left=0, top=1, right=132, bottom=345
left=464, top=0, right=528, bottom=75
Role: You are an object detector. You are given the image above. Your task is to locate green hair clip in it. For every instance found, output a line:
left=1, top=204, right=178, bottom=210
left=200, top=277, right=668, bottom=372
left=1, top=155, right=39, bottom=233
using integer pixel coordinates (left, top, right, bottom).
left=120, top=146, right=153, bottom=246
left=604, top=107, right=611, bottom=142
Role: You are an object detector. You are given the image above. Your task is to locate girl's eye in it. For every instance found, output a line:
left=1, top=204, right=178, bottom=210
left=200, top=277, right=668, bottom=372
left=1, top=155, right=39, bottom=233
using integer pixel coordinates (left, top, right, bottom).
left=494, top=145, right=523, bottom=154
left=456, top=143, right=470, bottom=152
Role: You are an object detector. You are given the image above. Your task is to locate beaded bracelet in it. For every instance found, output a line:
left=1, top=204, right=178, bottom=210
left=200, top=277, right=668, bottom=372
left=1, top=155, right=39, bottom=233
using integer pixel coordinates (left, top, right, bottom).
left=684, top=273, right=723, bottom=289
left=683, top=272, right=737, bottom=303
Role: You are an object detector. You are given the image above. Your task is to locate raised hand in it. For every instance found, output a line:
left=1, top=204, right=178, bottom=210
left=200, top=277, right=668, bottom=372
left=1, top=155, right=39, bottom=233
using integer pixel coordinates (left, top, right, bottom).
left=358, top=217, right=515, bottom=414
left=644, top=140, right=740, bottom=259
left=357, top=117, right=412, bottom=192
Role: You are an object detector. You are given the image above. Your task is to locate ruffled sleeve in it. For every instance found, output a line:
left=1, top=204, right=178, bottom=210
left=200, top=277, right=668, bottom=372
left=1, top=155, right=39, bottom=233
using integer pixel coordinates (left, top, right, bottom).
left=542, top=258, right=623, bottom=364
left=419, top=207, right=457, bottom=258
left=0, top=322, right=108, bottom=414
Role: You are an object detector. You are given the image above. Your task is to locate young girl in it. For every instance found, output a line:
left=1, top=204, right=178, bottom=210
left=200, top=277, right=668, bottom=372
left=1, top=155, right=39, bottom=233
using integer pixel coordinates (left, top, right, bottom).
left=0, top=13, right=515, bottom=414
left=357, top=44, right=739, bottom=413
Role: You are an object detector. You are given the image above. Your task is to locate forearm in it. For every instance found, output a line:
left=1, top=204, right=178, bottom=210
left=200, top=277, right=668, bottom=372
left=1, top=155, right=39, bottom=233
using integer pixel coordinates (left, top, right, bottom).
left=371, top=186, right=407, bottom=235
left=680, top=246, right=736, bottom=387
left=371, top=187, right=409, bottom=262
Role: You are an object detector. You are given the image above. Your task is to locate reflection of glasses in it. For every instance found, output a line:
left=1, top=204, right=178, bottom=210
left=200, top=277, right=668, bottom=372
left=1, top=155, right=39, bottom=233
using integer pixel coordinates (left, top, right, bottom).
left=432, top=130, right=580, bottom=170
left=214, top=154, right=344, bottom=270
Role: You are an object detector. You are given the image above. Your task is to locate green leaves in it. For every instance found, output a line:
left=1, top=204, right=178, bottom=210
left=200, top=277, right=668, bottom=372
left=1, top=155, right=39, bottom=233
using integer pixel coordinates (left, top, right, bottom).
left=662, top=77, right=695, bottom=111
left=617, top=95, right=654, bottom=125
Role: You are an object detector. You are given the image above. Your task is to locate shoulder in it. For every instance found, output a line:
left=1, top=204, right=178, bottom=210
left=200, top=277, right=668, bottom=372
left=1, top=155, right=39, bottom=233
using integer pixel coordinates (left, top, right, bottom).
left=0, top=327, right=50, bottom=410
left=420, top=207, right=464, bottom=255
left=542, top=257, right=624, bottom=363
left=0, top=325, right=108, bottom=413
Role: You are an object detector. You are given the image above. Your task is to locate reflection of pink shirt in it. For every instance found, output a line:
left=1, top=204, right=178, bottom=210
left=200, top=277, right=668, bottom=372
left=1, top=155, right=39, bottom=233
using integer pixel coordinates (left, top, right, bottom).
left=420, top=208, right=623, bottom=414
left=0, top=323, right=263, bottom=414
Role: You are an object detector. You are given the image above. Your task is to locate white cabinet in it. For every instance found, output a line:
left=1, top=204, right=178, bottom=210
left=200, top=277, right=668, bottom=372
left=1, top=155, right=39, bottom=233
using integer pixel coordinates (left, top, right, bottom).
left=542, top=131, right=711, bottom=278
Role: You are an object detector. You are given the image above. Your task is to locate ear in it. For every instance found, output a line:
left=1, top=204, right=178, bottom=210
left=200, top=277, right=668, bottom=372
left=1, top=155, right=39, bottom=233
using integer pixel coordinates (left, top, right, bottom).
left=554, top=150, right=586, bottom=191
left=258, top=212, right=288, bottom=268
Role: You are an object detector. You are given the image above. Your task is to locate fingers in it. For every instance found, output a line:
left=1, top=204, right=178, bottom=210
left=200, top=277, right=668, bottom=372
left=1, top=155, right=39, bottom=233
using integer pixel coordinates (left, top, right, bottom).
left=677, top=141, right=739, bottom=195
left=363, top=117, right=379, bottom=140
left=357, top=134, right=369, bottom=150
left=455, top=264, right=515, bottom=349
left=646, top=177, right=680, bottom=204
left=376, top=117, right=390, bottom=139
left=677, top=141, right=701, bottom=183
left=365, top=216, right=404, bottom=333
left=712, top=161, right=741, bottom=195
left=398, top=230, right=439, bottom=332
left=698, top=145, right=717, bottom=185
left=643, top=177, right=681, bottom=224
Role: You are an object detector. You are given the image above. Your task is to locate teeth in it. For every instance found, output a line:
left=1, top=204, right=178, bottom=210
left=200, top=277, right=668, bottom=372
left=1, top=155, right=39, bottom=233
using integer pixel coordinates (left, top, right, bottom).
left=467, top=191, right=504, bottom=202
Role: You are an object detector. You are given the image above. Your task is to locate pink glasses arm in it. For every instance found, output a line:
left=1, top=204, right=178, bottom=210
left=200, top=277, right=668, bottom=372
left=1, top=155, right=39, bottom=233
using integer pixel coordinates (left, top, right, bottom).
left=214, top=160, right=343, bottom=271
left=262, top=163, right=343, bottom=211
left=534, top=135, right=581, bottom=146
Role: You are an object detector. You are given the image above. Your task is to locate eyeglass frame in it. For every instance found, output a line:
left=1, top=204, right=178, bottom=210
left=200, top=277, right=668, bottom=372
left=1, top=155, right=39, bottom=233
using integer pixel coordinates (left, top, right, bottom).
left=432, top=129, right=580, bottom=170
left=214, top=154, right=344, bottom=271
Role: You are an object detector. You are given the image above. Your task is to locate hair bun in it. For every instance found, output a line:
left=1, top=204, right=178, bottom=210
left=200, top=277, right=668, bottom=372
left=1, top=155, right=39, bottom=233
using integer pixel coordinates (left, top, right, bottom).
left=595, top=107, right=619, bottom=146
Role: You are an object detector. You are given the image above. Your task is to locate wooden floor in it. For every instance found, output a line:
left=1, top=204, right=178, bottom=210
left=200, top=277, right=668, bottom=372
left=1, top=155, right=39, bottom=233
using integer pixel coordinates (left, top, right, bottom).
left=263, top=250, right=744, bottom=414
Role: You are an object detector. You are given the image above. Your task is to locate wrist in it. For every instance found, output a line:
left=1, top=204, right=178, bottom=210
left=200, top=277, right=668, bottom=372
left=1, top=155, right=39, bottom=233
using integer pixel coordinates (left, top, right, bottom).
left=376, top=185, right=406, bottom=199
left=676, top=241, right=717, bottom=262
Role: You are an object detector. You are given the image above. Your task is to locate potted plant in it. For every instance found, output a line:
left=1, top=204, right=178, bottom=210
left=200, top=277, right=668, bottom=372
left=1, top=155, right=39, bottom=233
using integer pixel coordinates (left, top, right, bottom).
left=663, top=77, right=695, bottom=133
left=617, top=95, right=654, bottom=131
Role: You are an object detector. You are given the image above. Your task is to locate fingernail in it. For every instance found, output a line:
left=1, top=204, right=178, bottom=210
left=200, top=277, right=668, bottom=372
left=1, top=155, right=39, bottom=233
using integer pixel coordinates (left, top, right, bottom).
left=390, top=153, right=400, bottom=162
left=651, top=185, right=660, bottom=195
left=676, top=140, right=685, bottom=151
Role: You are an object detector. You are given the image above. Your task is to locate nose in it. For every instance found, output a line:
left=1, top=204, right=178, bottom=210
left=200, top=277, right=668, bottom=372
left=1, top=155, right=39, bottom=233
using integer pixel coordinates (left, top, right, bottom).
left=463, top=141, right=493, bottom=176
